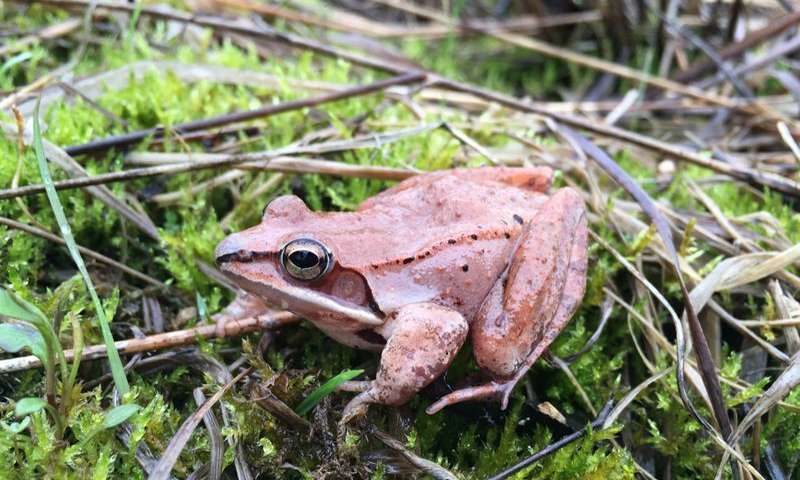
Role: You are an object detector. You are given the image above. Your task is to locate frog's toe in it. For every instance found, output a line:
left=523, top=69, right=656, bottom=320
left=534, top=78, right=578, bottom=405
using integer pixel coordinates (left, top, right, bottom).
left=426, top=380, right=516, bottom=414
left=340, top=390, right=375, bottom=425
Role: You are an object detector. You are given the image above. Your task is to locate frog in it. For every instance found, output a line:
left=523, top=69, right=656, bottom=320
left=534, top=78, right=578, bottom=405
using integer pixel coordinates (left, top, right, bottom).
left=214, top=166, right=588, bottom=422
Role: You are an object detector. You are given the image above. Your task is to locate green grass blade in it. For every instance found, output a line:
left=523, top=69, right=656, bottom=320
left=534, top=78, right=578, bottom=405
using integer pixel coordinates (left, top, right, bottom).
left=295, top=369, right=364, bottom=416
left=32, top=99, right=130, bottom=395
left=102, top=404, right=140, bottom=429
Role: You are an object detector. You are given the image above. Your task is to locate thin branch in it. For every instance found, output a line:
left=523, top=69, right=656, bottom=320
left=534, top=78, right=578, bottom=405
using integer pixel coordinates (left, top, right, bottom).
left=0, top=17, right=82, bottom=57
left=674, top=9, right=800, bottom=83
left=0, top=312, right=298, bottom=373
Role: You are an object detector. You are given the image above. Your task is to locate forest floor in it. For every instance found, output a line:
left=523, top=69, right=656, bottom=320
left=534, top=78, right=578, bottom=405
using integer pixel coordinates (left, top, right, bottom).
left=0, top=1, right=799, bottom=479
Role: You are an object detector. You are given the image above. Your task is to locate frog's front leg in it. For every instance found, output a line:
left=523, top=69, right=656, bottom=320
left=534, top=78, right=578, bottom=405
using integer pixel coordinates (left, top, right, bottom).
left=341, top=303, right=468, bottom=424
left=427, top=188, right=588, bottom=414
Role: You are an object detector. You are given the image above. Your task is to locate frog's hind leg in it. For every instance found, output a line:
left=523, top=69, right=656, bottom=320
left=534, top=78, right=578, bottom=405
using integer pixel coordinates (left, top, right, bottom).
left=340, top=303, right=467, bottom=424
left=426, top=188, right=588, bottom=414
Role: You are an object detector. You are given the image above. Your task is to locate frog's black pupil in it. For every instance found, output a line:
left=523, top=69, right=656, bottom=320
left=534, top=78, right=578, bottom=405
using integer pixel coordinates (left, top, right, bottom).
left=289, top=250, right=319, bottom=269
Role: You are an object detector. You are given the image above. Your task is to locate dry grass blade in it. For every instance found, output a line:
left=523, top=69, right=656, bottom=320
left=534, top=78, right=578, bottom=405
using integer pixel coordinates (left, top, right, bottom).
left=0, top=216, right=165, bottom=288
left=0, top=124, right=435, bottom=200
left=17, top=61, right=348, bottom=117
left=0, top=17, right=81, bottom=57
left=602, top=370, right=671, bottom=429
left=770, top=281, right=800, bottom=355
left=487, top=401, right=615, bottom=480
left=371, top=0, right=795, bottom=129
left=252, top=390, right=311, bottom=431
left=192, top=389, right=224, bottom=480
left=674, top=9, right=800, bottom=83
left=36, top=0, right=404, bottom=73
left=561, top=294, right=614, bottom=364
left=689, top=248, right=800, bottom=314
left=716, top=352, right=800, bottom=473
left=432, top=80, right=800, bottom=197
left=149, top=368, right=251, bottom=480
left=555, top=125, right=734, bottom=442
left=371, top=429, right=459, bottom=480
left=0, top=123, right=160, bottom=240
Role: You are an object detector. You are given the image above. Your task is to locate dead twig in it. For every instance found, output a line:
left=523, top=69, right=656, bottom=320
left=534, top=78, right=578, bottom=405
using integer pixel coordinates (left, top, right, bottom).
left=0, top=17, right=82, bottom=57
left=0, top=312, right=298, bottom=373
left=371, top=429, right=459, bottom=480
left=674, top=9, right=800, bottom=83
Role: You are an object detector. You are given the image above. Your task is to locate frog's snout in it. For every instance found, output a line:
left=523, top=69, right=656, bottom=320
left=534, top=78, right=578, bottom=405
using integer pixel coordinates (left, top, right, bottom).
left=215, top=235, right=244, bottom=265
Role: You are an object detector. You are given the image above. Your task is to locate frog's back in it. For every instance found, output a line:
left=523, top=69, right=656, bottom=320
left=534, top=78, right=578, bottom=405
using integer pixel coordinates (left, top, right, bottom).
left=359, top=168, right=549, bottom=228
left=345, top=168, right=551, bottom=319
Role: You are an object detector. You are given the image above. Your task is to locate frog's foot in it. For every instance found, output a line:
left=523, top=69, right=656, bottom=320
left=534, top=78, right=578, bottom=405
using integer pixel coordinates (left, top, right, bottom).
left=340, top=390, right=376, bottom=426
left=338, top=303, right=467, bottom=424
left=426, top=341, right=551, bottom=414
left=212, top=291, right=272, bottom=338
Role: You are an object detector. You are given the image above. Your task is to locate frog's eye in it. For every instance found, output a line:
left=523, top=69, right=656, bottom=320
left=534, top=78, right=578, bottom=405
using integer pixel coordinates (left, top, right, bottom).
left=280, top=238, right=332, bottom=281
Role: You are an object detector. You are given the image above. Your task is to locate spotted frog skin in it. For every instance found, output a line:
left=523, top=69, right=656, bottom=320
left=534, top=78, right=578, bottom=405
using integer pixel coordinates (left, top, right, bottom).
left=214, top=167, right=588, bottom=419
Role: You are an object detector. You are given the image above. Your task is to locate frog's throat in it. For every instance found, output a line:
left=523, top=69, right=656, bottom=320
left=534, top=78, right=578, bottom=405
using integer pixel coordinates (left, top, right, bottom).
left=230, top=273, right=384, bottom=327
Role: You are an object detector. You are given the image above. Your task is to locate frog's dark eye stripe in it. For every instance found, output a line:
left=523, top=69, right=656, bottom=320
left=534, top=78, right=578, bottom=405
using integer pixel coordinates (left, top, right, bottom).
left=280, top=238, right=332, bottom=281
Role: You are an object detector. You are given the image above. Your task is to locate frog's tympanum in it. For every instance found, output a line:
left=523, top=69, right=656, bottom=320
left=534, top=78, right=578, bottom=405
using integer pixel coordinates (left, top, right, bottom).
left=215, top=167, right=588, bottom=421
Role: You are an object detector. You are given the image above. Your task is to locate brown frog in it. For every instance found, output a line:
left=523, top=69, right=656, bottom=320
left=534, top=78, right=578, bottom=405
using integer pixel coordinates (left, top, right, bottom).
left=214, top=167, right=588, bottom=421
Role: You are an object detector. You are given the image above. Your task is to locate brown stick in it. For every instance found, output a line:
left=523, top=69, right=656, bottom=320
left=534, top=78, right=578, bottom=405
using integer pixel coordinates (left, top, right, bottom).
left=0, top=17, right=82, bottom=57
left=64, top=72, right=424, bottom=155
left=674, top=9, right=800, bottom=83
left=0, top=312, right=298, bottom=373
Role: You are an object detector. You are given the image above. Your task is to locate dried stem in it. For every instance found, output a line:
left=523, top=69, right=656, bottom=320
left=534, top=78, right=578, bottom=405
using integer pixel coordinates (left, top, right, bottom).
left=0, top=312, right=298, bottom=373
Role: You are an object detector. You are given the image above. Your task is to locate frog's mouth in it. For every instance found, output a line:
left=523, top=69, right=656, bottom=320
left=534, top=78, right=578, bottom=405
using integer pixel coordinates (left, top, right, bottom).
left=216, top=249, right=384, bottom=327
